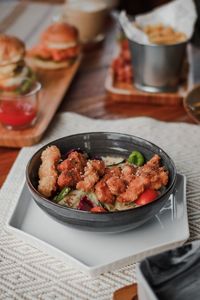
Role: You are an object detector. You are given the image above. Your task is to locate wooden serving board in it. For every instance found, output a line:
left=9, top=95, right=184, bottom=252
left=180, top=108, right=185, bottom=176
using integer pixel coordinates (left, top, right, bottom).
left=0, top=57, right=81, bottom=148
left=105, top=68, right=188, bottom=106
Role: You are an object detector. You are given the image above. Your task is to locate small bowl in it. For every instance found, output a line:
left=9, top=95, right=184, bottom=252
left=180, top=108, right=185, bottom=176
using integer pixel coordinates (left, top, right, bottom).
left=128, top=38, right=187, bottom=93
left=0, top=81, right=41, bottom=130
left=26, top=132, right=177, bottom=232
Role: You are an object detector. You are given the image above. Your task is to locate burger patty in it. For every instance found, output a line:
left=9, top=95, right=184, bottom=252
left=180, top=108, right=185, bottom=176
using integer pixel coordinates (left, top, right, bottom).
left=28, top=44, right=80, bottom=62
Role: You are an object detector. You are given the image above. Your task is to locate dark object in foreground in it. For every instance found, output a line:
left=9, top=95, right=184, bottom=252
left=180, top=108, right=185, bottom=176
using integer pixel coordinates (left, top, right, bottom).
left=184, top=84, right=200, bottom=124
left=138, top=241, right=200, bottom=300
left=26, top=132, right=176, bottom=232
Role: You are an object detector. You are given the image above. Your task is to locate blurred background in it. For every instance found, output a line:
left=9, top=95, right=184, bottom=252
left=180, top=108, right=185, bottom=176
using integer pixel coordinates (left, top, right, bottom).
left=33, top=0, right=172, bottom=12
left=32, top=0, right=200, bottom=46
left=118, top=0, right=171, bottom=14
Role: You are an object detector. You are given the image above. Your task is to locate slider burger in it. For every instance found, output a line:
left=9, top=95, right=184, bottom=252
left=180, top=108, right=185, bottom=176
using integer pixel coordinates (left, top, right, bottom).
left=0, top=34, right=35, bottom=94
left=27, top=22, right=80, bottom=69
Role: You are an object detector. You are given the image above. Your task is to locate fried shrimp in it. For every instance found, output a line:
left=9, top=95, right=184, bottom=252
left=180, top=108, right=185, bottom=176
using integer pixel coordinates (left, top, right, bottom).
left=136, top=154, right=169, bottom=190
left=38, top=145, right=61, bottom=197
left=76, top=160, right=106, bottom=192
left=58, top=151, right=87, bottom=173
left=95, top=179, right=115, bottom=204
left=36, top=144, right=170, bottom=212
left=121, top=164, right=136, bottom=184
left=57, top=151, right=87, bottom=189
left=117, top=176, right=148, bottom=203
left=106, top=176, right=126, bottom=195
left=117, top=155, right=168, bottom=203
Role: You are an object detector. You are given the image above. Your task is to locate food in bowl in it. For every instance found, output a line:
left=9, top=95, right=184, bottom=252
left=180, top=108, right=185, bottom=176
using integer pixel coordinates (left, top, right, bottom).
left=26, top=133, right=176, bottom=231
left=27, top=22, right=80, bottom=69
left=37, top=146, right=169, bottom=212
left=0, top=34, right=35, bottom=95
left=142, top=23, right=187, bottom=45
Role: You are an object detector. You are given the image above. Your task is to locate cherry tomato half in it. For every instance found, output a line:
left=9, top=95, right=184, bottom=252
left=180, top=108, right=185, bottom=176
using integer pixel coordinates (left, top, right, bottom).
left=135, top=189, right=158, bottom=206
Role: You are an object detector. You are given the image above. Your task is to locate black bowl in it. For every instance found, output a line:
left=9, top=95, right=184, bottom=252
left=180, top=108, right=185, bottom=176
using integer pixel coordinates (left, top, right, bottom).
left=26, top=132, right=177, bottom=232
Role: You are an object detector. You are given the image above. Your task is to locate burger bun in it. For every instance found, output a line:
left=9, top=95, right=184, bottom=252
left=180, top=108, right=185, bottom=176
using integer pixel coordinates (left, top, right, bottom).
left=0, top=34, right=25, bottom=66
left=41, top=22, right=79, bottom=45
left=26, top=56, right=74, bottom=70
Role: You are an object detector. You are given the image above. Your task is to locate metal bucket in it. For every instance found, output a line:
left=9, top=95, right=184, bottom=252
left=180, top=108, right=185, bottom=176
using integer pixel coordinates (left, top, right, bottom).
left=128, top=39, right=187, bottom=93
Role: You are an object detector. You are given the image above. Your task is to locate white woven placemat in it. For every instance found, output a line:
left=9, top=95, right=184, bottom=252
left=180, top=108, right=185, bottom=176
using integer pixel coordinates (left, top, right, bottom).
left=0, top=112, right=200, bottom=299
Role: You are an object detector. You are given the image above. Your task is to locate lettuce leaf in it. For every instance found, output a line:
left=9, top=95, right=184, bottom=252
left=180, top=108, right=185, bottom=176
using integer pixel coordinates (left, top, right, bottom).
left=15, top=68, right=36, bottom=95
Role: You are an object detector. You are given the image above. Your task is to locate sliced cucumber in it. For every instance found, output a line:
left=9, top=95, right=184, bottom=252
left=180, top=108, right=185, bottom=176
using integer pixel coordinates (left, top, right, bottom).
left=114, top=201, right=137, bottom=211
left=101, top=156, right=125, bottom=167
left=101, top=202, right=115, bottom=212
left=87, top=192, right=99, bottom=206
left=58, top=189, right=84, bottom=208
left=58, top=190, right=99, bottom=209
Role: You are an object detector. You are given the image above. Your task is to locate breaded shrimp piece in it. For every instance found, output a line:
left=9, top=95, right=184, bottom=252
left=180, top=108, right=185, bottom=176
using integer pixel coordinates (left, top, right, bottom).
left=137, top=154, right=160, bottom=173
left=102, top=166, right=121, bottom=182
left=38, top=145, right=61, bottom=197
left=76, top=160, right=105, bottom=192
left=121, top=164, right=136, bottom=184
left=58, top=151, right=87, bottom=172
left=149, top=167, right=168, bottom=190
left=90, top=159, right=105, bottom=176
left=117, top=154, right=169, bottom=203
left=105, top=166, right=121, bottom=177
left=57, top=168, right=82, bottom=189
left=57, top=151, right=87, bottom=189
left=95, top=180, right=115, bottom=204
left=117, top=176, right=148, bottom=203
left=106, top=176, right=126, bottom=195
left=136, top=154, right=168, bottom=190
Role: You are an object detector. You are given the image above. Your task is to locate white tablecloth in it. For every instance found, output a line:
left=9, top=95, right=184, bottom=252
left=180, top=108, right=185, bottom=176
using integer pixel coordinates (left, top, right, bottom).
left=0, top=112, right=200, bottom=299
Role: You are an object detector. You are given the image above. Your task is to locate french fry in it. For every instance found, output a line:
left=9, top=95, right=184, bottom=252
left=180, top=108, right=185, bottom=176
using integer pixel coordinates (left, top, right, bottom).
left=142, top=23, right=187, bottom=45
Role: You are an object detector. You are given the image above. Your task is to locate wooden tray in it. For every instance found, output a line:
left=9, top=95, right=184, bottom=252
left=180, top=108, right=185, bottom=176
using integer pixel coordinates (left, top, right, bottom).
left=0, top=57, right=81, bottom=148
left=113, top=283, right=138, bottom=300
left=105, top=68, right=188, bottom=106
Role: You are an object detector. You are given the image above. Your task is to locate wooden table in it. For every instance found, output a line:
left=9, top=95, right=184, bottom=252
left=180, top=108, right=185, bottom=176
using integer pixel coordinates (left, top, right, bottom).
left=0, top=16, right=193, bottom=188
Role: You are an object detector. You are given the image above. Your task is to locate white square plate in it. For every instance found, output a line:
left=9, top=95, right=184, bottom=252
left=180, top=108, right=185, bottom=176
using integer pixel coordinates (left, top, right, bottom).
left=6, top=174, right=189, bottom=277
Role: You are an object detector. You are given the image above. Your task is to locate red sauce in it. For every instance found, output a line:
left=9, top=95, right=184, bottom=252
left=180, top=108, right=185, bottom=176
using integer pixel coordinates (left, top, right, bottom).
left=0, top=99, right=37, bottom=128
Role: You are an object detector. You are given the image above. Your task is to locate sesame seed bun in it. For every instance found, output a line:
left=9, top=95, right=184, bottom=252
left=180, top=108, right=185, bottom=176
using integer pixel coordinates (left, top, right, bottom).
left=0, top=34, right=25, bottom=66
left=41, top=22, right=79, bottom=45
